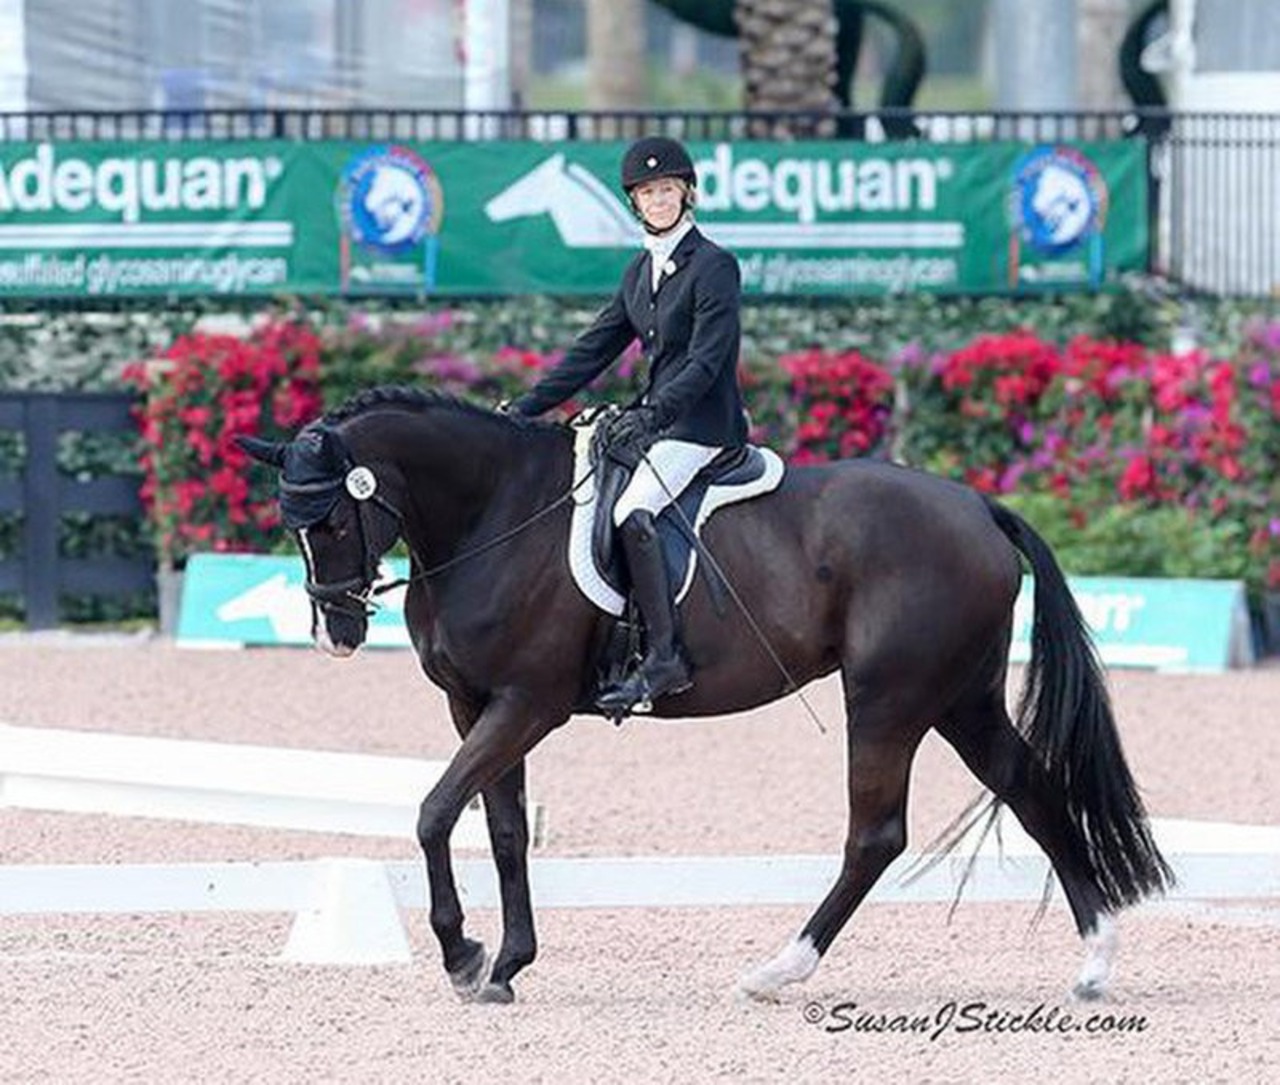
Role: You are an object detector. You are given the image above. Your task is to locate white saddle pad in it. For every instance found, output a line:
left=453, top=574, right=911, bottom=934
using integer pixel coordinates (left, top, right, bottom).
left=567, top=419, right=785, bottom=616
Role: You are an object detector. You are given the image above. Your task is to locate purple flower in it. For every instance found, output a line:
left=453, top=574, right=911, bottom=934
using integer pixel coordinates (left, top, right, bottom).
left=1270, top=518, right=1280, bottom=538
left=413, top=311, right=456, bottom=338
left=892, top=341, right=926, bottom=372
left=413, top=353, right=480, bottom=383
left=998, top=463, right=1025, bottom=492
left=1041, top=427, right=1067, bottom=453
left=1179, top=403, right=1211, bottom=425
left=1250, top=319, right=1280, bottom=354
left=1248, top=362, right=1272, bottom=388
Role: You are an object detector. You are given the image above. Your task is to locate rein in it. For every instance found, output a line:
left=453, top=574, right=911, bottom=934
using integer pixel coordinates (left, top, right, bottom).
left=370, top=466, right=596, bottom=596
left=368, top=409, right=618, bottom=598
left=297, top=416, right=603, bottom=617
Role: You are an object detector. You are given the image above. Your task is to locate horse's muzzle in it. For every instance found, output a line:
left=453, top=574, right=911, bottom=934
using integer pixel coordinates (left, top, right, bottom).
left=308, top=588, right=370, bottom=657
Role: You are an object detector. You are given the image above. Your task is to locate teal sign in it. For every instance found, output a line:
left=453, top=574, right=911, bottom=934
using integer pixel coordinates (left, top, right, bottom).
left=176, top=553, right=411, bottom=649
left=180, top=556, right=1251, bottom=672
left=0, top=139, right=1148, bottom=298
left=1010, top=576, right=1254, bottom=672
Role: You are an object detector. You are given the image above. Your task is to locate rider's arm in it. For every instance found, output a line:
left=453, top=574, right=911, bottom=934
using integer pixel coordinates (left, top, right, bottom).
left=511, top=283, right=638, bottom=418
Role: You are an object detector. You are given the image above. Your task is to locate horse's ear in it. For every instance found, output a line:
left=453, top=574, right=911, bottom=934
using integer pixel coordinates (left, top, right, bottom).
left=236, top=435, right=287, bottom=467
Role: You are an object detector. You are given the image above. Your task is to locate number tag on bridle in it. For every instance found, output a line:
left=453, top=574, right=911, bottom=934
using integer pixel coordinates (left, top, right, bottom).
left=345, top=466, right=378, bottom=501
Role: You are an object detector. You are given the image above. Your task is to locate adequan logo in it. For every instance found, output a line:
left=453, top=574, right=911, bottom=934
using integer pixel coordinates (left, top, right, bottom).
left=484, top=152, right=640, bottom=248
left=1012, top=146, right=1107, bottom=254
left=484, top=145, right=963, bottom=253
left=1008, top=145, right=1108, bottom=287
left=337, top=145, right=444, bottom=289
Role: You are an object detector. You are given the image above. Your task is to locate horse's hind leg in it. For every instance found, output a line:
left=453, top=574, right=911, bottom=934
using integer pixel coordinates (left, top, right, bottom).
left=739, top=686, right=927, bottom=1001
left=935, top=690, right=1115, bottom=1000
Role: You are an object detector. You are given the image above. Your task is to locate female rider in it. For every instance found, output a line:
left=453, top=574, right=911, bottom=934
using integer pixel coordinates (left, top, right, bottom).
left=509, top=136, right=749, bottom=713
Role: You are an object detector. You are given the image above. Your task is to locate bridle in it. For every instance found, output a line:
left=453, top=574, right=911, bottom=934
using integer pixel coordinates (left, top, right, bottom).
left=288, top=451, right=597, bottom=619
left=283, top=465, right=405, bottom=618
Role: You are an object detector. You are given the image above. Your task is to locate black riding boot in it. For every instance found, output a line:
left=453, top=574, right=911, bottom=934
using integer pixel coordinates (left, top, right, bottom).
left=597, top=510, right=693, bottom=714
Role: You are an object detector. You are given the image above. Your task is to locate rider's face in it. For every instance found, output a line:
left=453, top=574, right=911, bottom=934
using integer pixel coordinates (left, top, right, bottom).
left=631, top=177, right=688, bottom=232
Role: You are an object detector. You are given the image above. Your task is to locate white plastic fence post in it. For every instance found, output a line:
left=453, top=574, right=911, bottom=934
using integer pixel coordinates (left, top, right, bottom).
left=281, top=858, right=412, bottom=965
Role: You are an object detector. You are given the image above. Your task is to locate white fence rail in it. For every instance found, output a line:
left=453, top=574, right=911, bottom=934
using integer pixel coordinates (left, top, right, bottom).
left=0, top=724, right=545, bottom=849
left=1, top=820, right=1278, bottom=964
left=2, top=720, right=1276, bottom=965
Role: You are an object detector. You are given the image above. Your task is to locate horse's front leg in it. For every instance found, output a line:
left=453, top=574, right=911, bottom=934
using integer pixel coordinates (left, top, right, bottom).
left=416, top=692, right=559, bottom=1003
left=474, top=759, right=536, bottom=1004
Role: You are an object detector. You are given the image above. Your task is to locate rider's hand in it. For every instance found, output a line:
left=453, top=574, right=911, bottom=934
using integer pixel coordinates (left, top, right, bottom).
left=607, top=406, right=659, bottom=448
left=498, top=395, right=538, bottom=417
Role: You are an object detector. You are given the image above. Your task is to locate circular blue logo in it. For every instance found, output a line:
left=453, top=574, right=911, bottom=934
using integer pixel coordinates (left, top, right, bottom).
left=339, top=146, right=443, bottom=255
left=1011, top=147, right=1107, bottom=256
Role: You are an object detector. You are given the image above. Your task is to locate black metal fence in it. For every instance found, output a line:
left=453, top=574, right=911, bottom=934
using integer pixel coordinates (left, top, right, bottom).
left=0, top=105, right=1277, bottom=295
left=0, top=392, right=151, bottom=629
left=0, top=106, right=1170, bottom=142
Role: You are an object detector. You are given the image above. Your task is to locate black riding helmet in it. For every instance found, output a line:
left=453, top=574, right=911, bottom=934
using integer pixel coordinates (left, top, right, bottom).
left=620, top=137, right=697, bottom=233
left=620, top=136, right=697, bottom=193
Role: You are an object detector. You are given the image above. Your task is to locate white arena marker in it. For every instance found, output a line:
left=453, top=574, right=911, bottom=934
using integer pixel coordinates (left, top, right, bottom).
left=282, top=858, right=412, bottom=966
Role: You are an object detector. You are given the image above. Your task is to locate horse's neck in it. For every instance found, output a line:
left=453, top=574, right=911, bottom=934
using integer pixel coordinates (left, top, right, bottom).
left=356, top=408, right=568, bottom=563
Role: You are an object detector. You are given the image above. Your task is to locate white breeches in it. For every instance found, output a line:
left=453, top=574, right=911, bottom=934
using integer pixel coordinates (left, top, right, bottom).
left=613, top=438, right=721, bottom=526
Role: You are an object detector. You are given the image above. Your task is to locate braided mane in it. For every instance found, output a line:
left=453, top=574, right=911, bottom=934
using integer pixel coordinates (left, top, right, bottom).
left=322, top=385, right=497, bottom=427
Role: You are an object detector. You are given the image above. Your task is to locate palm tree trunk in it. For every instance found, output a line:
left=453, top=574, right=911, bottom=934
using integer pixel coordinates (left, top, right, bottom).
left=734, top=0, right=838, bottom=137
left=587, top=0, right=647, bottom=136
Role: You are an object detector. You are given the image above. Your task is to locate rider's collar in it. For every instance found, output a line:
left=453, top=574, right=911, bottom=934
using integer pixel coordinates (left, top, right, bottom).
left=643, top=215, right=693, bottom=261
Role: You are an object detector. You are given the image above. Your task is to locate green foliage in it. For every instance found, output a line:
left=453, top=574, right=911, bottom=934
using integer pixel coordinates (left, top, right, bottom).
left=999, top=494, right=1255, bottom=583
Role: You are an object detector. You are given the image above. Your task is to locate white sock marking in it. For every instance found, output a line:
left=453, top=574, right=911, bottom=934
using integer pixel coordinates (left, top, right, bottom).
left=1073, top=913, right=1117, bottom=999
left=738, top=934, right=820, bottom=1000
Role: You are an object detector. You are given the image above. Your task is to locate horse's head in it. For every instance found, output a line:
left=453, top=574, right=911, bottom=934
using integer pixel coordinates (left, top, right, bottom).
left=238, top=424, right=403, bottom=657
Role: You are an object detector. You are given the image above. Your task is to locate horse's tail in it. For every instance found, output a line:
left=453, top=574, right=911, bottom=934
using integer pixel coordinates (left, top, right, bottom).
left=986, top=498, right=1175, bottom=910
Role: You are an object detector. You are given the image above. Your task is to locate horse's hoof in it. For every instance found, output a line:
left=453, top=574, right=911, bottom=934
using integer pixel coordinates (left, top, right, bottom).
left=1070, top=978, right=1108, bottom=1002
left=475, top=981, right=516, bottom=1005
left=1071, top=915, right=1116, bottom=1002
left=735, top=965, right=783, bottom=1003
left=736, top=981, right=781, bottom=1004
left=736, top=937, right=819, bottom=1003
left=448, top=941, right=488, bottom=1001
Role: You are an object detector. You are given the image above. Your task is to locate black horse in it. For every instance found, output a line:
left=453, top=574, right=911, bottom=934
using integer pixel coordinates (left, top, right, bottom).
left=240, top=386, right=1172, bottom=1004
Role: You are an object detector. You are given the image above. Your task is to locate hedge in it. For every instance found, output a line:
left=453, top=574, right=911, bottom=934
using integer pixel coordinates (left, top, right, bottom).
left=2, top=285, right=1278, bottom=624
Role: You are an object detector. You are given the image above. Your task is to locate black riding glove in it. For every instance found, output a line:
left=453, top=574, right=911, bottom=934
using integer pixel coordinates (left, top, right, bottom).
left=504, top=394, right=541, bottom=418
left=607, top=406, right=660, bottom=449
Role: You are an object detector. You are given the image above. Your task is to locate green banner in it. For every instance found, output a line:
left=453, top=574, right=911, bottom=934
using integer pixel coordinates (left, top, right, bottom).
left=0, top=139, right=1148, bottom=298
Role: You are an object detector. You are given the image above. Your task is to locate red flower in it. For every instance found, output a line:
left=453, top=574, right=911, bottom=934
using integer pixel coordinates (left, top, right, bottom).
left=129, top=318, right=325, bottom=563
left=779, top=348, right=893, bottom=464
left=1118, top=455, right=1155, bottom=501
